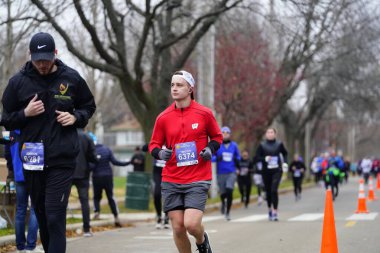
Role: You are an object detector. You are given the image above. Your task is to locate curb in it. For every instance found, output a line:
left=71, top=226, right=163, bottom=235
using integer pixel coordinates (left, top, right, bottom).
left=0, top=182, right=316, bottom=247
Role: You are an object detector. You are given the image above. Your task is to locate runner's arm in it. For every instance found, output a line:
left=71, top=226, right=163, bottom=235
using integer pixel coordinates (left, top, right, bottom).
left=279, top=143, right=288, bottom=163
left=205, top=112, right=222, bottom=153
left=1, top=81, right=28, bottom=130
left=109, top=148, right=130, bottom=166
left=73, top=77, right=96, bottom=128
left=149, top=117, right=166, bottom=159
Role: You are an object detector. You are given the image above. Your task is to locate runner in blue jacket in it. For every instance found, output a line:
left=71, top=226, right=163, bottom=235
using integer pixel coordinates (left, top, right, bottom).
left=214, top=126, right=241, bottom=221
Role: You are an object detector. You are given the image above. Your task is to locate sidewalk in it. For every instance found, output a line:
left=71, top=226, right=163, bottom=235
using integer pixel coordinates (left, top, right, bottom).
left=0, top=181, right=315, bottom=248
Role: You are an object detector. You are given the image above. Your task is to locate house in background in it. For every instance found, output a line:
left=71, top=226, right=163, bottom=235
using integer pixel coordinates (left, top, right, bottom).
left=102, top=118, right=145, bottom=177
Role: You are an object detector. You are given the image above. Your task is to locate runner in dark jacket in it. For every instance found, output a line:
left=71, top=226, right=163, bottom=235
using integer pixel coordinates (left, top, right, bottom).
left=72, top=129, right=98, bottom=236
left=255, top=128, right=288, bottom=221
left=289, top=154, right=306, bottom=201
left=91, top=143, right=129, bottom=227
left=1, top=32, right=96, bottom=253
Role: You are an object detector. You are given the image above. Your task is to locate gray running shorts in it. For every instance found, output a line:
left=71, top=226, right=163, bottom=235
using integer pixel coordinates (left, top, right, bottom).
left=161, top=181, right=210, bottom=213
left=217, top=173, right=237, bottom=194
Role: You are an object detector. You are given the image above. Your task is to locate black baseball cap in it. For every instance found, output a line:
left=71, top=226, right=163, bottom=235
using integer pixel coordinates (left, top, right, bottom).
left=29, top=32, right=56, bottom=61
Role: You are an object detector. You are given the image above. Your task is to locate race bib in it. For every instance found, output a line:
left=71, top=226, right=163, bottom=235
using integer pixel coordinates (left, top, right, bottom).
left=253, top=174, right=263, bottom=185
left=21, top=143, right=44, bottom=171
left=240, top=167, right=249, bottom=176
left=294, top=169, right=301, bottom=177
left=267, top=156, right=279, bottom=169
left=175, top=141, right=198, bottom=167
left=222, top=152, right=233, bottom=162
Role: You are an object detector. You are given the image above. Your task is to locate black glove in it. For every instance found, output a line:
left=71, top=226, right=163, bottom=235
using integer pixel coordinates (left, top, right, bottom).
left=158, top=149, right=173, bottom=161
left=200, top=147, right=212, bottom=161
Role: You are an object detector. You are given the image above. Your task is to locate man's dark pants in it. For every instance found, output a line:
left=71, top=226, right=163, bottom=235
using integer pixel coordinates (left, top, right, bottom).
left=72, top=178, right=91, bottom=232
left=24, top=167, right=74, bottom=253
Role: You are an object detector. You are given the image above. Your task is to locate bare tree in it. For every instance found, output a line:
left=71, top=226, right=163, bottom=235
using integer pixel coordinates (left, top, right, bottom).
left=0, top=0, right=43, bottom=94
left=262, top=0, right=362, bottom=133
left=30, top=0, right=243, bottom=141
left=279, top=0, right=380, bottom=160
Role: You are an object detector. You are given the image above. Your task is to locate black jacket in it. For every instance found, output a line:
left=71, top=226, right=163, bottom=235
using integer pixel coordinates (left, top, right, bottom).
left=130, top=153, right=145, bottom=172
left=1, top=60, right=96, bottom=169
left=255, top=139, right=288, bottom=171
left=74, top=130, right=98, bottom=179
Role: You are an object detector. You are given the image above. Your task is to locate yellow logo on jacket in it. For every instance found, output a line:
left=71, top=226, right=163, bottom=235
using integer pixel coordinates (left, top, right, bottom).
left=59, top=83, right=69, bottom=95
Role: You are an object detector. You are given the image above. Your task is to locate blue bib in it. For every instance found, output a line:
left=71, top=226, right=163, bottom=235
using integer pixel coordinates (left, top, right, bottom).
left=175, top=141, right=198, bottom=167
left=21, top=143, right=44, bottom=171
left=267, top=156, right=279, bottom=169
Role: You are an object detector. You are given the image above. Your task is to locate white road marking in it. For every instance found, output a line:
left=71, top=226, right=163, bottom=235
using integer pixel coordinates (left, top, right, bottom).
left=346, top=212, right=378, bottom=221
left=288, top=213, right=324, bottom=221
left=232, top=214, right=268, bottom=222
left=149, top=231, right=172, bottom=235
left=134, top=236, right=173, bottom=240
left=203, top=216, right=224, bottom=223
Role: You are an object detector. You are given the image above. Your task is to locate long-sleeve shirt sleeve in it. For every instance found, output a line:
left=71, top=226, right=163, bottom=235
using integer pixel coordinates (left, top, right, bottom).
left=73, top=77, right=96, bottom=128
left=109, top=148, right=130, bottom=166
left=1, top=80, right=28, bottom=130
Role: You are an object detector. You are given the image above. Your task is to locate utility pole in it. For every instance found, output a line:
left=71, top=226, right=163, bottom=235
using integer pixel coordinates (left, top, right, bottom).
left=305, top=121, right=311, bottom=179
left=197, top=26, right=215, bottom=109
left=197, top=24, right=217, bottom=197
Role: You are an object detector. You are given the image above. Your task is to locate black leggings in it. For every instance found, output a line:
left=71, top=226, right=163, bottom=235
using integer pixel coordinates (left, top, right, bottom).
left=92, top=176, right=118, bottom=217
left=220, top=188, right=233, bottom=215
left=24, top=167, right=74, bottom=253
left=262, top=170, right=282, bottom=209
left=237, top=175, right=252, bottom=205
left=292, top=177, right=303, bottom=197
left=153, top=166, right=163, bottom=217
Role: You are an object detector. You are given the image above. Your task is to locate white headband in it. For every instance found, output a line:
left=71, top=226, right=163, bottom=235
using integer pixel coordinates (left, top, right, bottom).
left=173, top=70, right=195, bottom=87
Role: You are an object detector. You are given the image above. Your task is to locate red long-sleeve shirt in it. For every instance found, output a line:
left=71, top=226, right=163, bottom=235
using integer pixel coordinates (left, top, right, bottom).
left=149, top=100, right=222, bottom=184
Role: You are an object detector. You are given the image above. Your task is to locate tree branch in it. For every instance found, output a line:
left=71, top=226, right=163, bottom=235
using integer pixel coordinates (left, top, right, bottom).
left=0, top=16, right=46, bottom=25
left=31, top=0, right=122, bottom=76
left=174, top=0, right=242, bottom=68
left=101, top=0, right=128, bottom=70
left=159, top=0, right=242, bottom=51
left=125, top=0, right=145, bottom=16
left=73, top=0, right=119, bottom=67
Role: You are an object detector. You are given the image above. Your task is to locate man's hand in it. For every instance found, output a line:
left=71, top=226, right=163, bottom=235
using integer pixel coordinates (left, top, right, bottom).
left=56, top=110, right=76, bottom=126
left=158, top=149, right=173, bottom=161
left=24, top=94, right=45, bottom=117
left=200, top=147, right=212, bottom=161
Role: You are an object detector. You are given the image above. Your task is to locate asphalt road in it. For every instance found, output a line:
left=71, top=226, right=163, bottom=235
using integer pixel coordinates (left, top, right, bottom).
left=66, top=176, right=380, bottom=253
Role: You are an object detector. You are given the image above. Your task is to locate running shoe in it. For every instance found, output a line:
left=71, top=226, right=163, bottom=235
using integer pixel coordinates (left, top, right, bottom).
left=258, top=196, right=263, bottom=206
left=155, top=216, right=162, bottom=229
left=196, top=232, right=212, bottom=253
left=268, top=210, right=272, bottom=221
left=272, top=212, right=278, bottom=221
left=163, top=216, right=170, bottom=229
left=220, top=201, right=226, bottom=215
left=93, top=212, right=100, bottom=220
left=83, top=231, right=93, bottom=237
left=114, top=217, right=122, bottom=227
left=26, top=246, right=45, bottom=253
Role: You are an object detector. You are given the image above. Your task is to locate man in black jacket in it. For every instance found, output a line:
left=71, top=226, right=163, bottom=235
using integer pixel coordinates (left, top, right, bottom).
left=72, top=129, right=98, bottom=237
left=1, top=32, right=96, bottom=253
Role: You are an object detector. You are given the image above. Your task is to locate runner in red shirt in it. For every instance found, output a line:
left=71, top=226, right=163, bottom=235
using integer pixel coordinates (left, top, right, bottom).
left=149, top=70, right=222, bottom=253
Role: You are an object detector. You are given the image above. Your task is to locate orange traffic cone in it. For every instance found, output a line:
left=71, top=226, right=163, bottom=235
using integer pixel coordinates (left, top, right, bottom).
left=321, top=189, right=338, bottom=253
left=368, top=176, right=378, bottom=201
left=355, top=179, right=369, bottom=213
left=377, top=174, right=380, bottom=190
